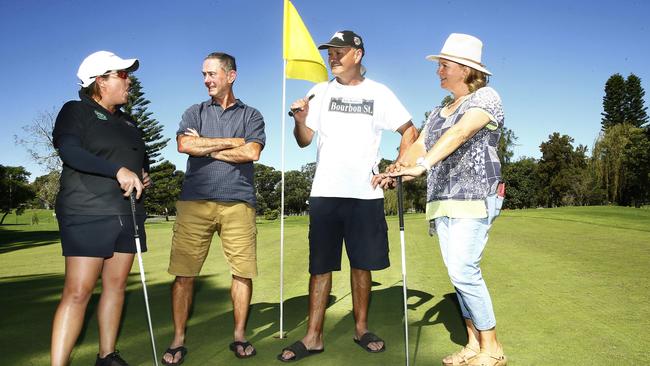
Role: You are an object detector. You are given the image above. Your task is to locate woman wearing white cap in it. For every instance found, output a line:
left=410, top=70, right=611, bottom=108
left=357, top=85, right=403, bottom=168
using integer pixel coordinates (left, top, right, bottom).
left=50, top=51, right=150, bottom=366
left=377, top=33, right=507, bottom=365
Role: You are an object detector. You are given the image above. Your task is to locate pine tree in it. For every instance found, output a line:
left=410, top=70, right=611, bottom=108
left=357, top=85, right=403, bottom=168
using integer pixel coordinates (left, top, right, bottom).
left=624, top=73, right=649, bottom=128
left=498, top=127, right=518, bottom=166
left=124, top=76, right=170, bottom=166
left=145, top=161, right=184, bottom=219
left=601, top=74, right=627, bottom=130
left=537, top=133, right=588, bottom=207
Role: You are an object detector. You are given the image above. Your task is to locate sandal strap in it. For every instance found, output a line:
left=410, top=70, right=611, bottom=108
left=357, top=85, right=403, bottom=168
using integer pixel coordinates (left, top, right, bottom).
left=468, top=351, right=507, bottom=366
left=357, top=332, right=384, bottom=347
left=231, top=341, right=252, bottom=349
left=444, top=346, right=480, bottom=365
left=281, top=341, right=308, bottom=359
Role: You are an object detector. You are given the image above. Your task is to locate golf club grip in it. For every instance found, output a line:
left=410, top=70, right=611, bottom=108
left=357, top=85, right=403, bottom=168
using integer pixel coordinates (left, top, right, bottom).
left=288, top=94, right=315, bottom=117
left=129, top=192, right=140, bottom=237
left=397, top=176, right=404, bottom=229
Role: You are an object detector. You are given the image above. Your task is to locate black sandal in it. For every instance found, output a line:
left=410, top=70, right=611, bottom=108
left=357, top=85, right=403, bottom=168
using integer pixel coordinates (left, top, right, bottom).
left=229, top=341, right=257, bottom=359
left=277, top=340, right=324, bottom=362
left=354, top=332, right=386, bottom=353
left=161, top=346, right=187, bottom=365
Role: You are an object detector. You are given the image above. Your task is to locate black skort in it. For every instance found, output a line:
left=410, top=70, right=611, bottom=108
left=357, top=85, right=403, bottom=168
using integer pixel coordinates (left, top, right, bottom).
left=57, top=214, right=147, bottom=257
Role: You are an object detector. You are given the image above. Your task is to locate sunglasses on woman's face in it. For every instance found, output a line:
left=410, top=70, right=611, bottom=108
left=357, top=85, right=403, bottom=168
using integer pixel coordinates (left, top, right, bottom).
left=99, top=70, right=129, bottom=79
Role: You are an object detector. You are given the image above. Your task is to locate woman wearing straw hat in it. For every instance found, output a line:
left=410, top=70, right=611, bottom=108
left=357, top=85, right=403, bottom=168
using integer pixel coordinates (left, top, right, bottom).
left=376, top=33, right=507, bottom=365
left=50, top=50, right=150, bottom=366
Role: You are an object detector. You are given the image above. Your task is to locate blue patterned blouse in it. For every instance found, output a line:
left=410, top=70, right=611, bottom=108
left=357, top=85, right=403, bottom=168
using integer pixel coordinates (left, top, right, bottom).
left=423, top=87, right=504, bottom=202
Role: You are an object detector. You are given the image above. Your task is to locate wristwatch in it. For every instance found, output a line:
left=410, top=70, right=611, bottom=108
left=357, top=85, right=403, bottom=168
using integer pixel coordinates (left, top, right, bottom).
left=416, top=157, right=431, bottom=172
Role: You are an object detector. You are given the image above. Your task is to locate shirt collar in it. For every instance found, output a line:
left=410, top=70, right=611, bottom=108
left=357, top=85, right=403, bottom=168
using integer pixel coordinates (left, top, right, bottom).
left=208, top=98, right=244, bottom=110
left=78, top=90, right=124, bottom=117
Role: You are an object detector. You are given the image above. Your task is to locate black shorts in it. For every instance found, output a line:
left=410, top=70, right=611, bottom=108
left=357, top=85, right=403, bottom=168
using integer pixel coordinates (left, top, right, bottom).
left=308, top=197, right=389, bottom=274
left=57, top=214, right=147, bottom=257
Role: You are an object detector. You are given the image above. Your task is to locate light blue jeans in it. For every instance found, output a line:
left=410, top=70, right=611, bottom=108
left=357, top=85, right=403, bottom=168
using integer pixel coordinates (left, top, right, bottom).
left=435, top=216, right=496, bottom=331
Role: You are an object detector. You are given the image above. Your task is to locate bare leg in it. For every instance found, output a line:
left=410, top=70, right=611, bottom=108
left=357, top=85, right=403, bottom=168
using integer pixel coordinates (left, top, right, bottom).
left=350, top=268, right=383, bottom=351
left=279, top=272, right=330, bottom=360
left=97, top=252, right=135, bottom=357
left=465, top=318, right=481, bottom=350
left=162, top=276, right=194, bottom=364
left=51, top=257, right=104, bottom=366
left=478, top=326, right=502, bottom=354
left=231, top=275, right=254, bottom=356
left=464, top=318, right=502, bottom=354
left=466, top=324, right=506, bottom=365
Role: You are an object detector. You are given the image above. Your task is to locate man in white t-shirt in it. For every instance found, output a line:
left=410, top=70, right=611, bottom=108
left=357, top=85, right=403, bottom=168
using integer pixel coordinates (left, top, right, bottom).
left=277, top=30, right=418, bottom=362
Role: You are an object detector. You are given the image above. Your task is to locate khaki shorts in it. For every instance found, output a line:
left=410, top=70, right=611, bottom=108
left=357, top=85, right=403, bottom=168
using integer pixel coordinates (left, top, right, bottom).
left=168, top=200, right=257, bottom=278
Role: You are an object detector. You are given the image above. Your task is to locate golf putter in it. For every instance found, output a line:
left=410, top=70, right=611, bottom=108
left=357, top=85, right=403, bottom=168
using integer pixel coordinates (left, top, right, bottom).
left=397, top=177, right=410, bottom=366
left=129, top=192, right=159, bottom=366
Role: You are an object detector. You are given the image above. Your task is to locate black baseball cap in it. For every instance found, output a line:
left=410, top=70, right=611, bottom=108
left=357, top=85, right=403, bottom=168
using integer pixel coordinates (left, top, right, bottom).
left=318, top=30, right=364, bottom=54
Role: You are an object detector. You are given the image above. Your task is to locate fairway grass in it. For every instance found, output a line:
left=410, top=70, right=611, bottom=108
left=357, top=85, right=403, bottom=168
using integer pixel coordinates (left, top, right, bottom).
left=1, top=206, right=649, bottom=365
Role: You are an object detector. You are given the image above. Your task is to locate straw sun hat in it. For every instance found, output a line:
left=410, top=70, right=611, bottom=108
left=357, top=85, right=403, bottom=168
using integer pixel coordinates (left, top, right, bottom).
left=426, top=33, right=491, bottom=75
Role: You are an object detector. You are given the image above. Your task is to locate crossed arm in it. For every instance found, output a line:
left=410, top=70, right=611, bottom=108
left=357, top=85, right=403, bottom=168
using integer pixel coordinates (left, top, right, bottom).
left=177, top=128, right=262, bottom=163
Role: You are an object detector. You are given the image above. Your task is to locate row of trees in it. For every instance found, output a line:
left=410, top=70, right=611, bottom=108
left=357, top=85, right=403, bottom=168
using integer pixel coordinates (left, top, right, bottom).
left=502, top=73, right=649, bottom=208
left=5, top=72, right=647, bottom=224
left=382, top=72, right=648, bottom=211
left=7, top=74, right=321, bottom=220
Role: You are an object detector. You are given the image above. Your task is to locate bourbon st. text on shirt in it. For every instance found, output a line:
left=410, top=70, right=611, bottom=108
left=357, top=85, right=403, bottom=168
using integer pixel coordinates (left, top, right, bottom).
left=328, top=98, right=374, bottom=116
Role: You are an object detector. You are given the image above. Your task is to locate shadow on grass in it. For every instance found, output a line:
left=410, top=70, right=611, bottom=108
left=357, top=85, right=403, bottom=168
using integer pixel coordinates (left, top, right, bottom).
left=411, top=292, right=467, bottom=362
left=1, top=272, right=233, bottom=366
left=1, top=273, right=69, bottom=365
left=0, top=226, right=61, bottom=254
left=245, top=285, right=464, bottom=366
left=246, top=294, right=337, bottom=341
left=2, top=273, right=464, bottom=365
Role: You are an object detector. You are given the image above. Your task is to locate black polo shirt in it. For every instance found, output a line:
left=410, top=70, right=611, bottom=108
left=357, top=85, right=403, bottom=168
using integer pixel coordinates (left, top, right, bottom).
left=53, top=92, right=147, bottom=215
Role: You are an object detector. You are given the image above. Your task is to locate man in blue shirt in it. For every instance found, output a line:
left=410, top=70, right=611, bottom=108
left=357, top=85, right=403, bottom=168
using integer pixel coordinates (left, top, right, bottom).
left=162, top=52, right=265, bottom=364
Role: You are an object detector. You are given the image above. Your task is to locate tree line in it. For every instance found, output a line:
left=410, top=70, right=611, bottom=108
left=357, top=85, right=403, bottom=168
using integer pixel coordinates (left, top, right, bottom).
left=501, top=73, right=649, bottom=208
left=3, top=72, right=647, bottom=224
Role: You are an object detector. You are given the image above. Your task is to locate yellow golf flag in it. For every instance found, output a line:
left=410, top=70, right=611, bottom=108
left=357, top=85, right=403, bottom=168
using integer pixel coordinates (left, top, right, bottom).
left=283, top=0, right=328, bottom=83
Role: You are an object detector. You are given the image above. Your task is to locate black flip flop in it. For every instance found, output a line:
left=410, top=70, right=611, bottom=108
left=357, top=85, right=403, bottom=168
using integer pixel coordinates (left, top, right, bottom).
left=354, top=332, right=386, bottom=353
left=277, top=340, right=324, bottom=362
left=161, top=346, right=187, bottom=365
left=229, top=341, right=257, bottom=359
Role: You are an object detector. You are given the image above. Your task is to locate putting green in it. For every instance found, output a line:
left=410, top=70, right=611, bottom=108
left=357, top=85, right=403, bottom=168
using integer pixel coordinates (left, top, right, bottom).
left=1, top=206, right=648, bottom=365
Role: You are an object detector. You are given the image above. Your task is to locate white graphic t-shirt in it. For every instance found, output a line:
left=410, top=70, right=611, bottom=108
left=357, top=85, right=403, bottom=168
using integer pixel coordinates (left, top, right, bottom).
left=305, top=78, right=411, bottom=199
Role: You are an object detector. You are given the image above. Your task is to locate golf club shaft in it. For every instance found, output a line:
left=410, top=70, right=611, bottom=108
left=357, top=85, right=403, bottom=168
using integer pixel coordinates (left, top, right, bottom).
left=396, top=177, right=410, bottom=366
left=130, top=193, right=159, bottom=366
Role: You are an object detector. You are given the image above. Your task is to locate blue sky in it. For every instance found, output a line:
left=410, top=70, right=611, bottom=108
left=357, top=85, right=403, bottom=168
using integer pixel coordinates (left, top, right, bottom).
left=2, top=0, right=649, bottom=179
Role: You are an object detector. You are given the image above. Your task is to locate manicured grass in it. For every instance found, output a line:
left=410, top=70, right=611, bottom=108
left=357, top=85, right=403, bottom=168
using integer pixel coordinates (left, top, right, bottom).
left=1, top=206, right=649, bottom=365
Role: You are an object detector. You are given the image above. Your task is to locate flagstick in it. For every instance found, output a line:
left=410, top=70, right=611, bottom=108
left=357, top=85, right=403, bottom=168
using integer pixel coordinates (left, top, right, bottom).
left=278, top=59, right=287, bottom=339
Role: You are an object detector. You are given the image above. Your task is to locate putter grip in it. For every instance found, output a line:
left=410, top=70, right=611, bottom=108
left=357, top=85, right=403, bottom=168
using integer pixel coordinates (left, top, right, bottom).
left=129, top=192, right=140, bottom=236
left=397, top=176, right=404, bottom=229
left=129, top=192, right=137, bottom=212
left=288, top=94, right=315, bottom=117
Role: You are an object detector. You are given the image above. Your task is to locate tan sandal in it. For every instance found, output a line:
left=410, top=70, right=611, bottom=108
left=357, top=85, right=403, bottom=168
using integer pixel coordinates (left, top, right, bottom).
left=442, top=345, right=480, bottom=365
left=467, top=351, right=507, bottom=366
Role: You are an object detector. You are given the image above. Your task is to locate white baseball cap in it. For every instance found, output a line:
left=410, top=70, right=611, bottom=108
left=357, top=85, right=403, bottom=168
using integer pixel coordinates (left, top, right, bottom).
left=77, top=51, right=139, bottom=87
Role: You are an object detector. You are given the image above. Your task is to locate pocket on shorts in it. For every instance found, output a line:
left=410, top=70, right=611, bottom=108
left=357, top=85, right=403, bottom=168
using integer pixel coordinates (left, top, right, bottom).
left=485, top=194, right=504, bottom=224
